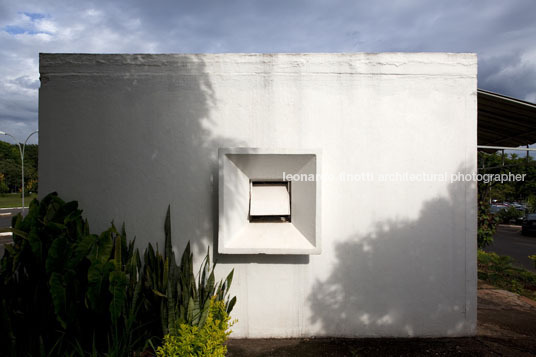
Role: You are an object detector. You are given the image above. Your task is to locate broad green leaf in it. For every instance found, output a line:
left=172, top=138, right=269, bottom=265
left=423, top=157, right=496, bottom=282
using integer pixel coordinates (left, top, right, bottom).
left=109, top=270, right=128, bottom=322
left=49, top=272, right=67, bottom=329
left=46, top=236, right=67, bottom=274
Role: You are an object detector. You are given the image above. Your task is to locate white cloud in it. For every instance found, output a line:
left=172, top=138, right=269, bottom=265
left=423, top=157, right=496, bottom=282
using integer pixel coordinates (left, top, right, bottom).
left=34, top=18, right=57, bottom=34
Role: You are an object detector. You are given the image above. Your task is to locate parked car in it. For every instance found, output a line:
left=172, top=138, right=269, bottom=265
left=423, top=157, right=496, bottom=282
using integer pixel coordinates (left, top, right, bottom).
left=521, top=214, right=536, bottom=236
left=512, top=203, right=527, bottom=211
left=490, top=204, right=508, bottom=214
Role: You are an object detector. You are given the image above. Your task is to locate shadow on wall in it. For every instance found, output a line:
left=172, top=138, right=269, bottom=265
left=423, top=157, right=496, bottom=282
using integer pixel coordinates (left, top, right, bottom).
left=43, top=54, right=304, bottom=262
left=40, top=53, right=326, bottom=268
left=308, top=175, right=476, bottom=337
left=40, top=54, right=242, bottom=255
left=112, top=54, right=231, bottom=255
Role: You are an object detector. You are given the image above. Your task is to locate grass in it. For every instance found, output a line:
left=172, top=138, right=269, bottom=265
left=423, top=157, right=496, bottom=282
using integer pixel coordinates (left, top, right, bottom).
left=478, top=250, right=536, bottom=300
left=0, top=193, right=38, bottom=208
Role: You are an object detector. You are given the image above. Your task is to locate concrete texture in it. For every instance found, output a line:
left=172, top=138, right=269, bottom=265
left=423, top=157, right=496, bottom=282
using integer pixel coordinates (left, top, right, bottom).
left=39, top=53, right=477, bottom=337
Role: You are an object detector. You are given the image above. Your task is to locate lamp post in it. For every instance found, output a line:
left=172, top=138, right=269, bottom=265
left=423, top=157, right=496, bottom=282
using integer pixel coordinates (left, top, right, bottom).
left=0, top=130, right=39, bottom=213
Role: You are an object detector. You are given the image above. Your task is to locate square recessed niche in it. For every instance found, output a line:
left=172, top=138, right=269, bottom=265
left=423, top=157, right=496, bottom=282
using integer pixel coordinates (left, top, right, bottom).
left=218, top=148, right=321, bottom=255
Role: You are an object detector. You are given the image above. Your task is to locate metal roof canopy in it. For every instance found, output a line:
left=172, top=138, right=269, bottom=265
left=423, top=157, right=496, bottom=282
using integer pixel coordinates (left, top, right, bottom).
left=478, top=89, right=536, bottom=148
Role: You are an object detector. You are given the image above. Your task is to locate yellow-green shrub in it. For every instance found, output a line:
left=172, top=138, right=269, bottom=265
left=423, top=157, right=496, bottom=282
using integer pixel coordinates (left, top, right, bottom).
left=156, top=298, right=235, bottom=357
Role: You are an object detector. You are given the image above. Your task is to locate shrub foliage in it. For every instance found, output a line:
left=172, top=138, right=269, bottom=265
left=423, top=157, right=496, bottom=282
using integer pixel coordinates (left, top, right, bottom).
left=156, top=298, right=235, bottom=357
left=477, top=201, right=499, bottom=248
left=0, top=192, right=235, bottom=356
left=478, top=250, right=536, bottom=300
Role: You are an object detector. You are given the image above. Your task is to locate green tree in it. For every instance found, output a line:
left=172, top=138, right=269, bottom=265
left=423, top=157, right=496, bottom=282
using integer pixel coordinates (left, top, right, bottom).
left=478, top=151, right=535, bottom=203
left=0, top=173, right=9, bottom=194
left=0, top=140, right=38, bottom=194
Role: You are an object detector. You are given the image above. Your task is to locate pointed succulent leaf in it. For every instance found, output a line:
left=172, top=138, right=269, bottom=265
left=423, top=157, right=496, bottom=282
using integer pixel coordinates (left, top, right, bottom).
left=152, top=289, right=167, bottom=298
left=113, top=231, right=122, bottom=270
left=226, top=296, right=237, bottom=314
left=224, top=269, right=234, bottom=295
left=191, top=299, right=201, bottom=326
left=206, top=271, right=215, bottom=298
left=164, top=205, right=172, bottom=260
left=198, top=301, right=210, bottom=328
left=187, top=296, right=195, bottom=323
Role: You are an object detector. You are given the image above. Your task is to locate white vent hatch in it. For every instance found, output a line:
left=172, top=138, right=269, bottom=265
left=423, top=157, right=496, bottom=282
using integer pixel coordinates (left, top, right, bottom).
left=249, top=181, right=290, bottom=218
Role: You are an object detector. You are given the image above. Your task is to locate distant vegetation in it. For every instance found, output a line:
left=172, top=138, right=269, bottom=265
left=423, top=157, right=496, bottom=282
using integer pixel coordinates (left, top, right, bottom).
left=0, top=140, right=38, bottom=194
left=0, top=193, right=37, bottom=208
left=478, top=151, right=536, bottom=204
left=477, top=151, right=535, bottom=248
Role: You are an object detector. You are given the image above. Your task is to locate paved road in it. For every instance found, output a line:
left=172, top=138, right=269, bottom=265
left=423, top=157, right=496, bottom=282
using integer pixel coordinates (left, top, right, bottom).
left=0, top=207, right=23, bottom=228
left=485, top=224, right=536, bottom=272
left=0, top=208, right=24, bottom=257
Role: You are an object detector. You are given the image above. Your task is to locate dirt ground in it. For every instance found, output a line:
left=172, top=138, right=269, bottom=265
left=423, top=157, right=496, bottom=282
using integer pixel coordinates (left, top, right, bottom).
left=227, top=281, right=536, bottom=356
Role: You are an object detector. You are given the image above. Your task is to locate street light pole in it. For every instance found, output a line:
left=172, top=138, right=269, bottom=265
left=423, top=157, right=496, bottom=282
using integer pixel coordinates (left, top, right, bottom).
left=0, top=130, right=39, bottom=213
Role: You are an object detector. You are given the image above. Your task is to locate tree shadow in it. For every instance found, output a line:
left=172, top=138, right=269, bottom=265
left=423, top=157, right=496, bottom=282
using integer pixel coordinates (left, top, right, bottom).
left=39, top=54, right=240, bottom=257
left=40, top=54, right=312, bottom=269
left=308, top=177, right=476, bottom=337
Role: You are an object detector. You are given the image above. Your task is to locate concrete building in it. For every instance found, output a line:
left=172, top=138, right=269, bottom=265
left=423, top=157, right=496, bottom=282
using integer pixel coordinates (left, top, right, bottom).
left=39, top=53, right=477, bottom=337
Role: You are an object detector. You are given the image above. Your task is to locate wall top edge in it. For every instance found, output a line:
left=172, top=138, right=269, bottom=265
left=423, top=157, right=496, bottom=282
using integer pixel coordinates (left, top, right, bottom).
left=219, top=147, right=322, bottom=156
left=39, top=53, right=477, bottom=76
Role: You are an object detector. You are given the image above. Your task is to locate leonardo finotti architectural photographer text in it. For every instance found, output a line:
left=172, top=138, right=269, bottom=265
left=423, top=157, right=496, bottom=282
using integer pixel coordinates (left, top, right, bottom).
left=282, top=172, right=526, bottom=184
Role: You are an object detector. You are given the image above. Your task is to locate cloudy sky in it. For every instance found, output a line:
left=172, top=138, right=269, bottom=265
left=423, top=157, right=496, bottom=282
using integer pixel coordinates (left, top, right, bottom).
left=1, top=0, right=535, bottom=143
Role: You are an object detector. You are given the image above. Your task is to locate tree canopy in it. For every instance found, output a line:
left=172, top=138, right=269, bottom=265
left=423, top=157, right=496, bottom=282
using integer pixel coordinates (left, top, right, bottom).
left=478, top=151, right=536, bottom=203
left=0, top=140, right=38, bottom=194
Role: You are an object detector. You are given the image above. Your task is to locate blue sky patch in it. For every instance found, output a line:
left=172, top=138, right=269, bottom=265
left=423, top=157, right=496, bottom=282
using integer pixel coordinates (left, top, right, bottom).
left=4, top=25, right=26, bottom=35
left=3, top=25, right=48, bottom=35
left=3, top=12, right=49, bottom=35
left=22, top=12, right=46, bottom=21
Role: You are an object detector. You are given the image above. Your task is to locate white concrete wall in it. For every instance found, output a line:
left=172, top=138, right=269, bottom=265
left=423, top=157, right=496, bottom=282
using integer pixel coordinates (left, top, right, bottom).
left=39, top=53, right=477, bottom=337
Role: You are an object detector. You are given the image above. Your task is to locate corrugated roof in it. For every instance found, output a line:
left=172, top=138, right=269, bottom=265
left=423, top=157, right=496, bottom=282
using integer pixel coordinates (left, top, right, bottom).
left=478, top=89, right=536, bottom=147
